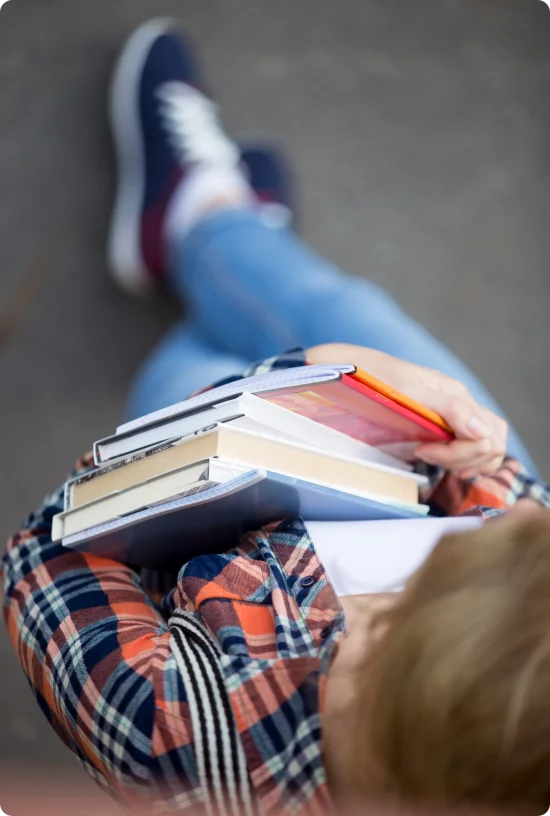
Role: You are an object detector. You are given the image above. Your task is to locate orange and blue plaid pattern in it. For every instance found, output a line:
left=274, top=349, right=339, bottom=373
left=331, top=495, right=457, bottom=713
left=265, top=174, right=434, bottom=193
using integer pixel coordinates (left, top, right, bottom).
left=2, top=350, right=549, bottom=814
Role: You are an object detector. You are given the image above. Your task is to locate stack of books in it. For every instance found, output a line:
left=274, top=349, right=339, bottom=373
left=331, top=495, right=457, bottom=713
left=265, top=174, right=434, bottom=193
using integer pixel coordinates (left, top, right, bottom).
left=53, top=363, right=453, bottom=569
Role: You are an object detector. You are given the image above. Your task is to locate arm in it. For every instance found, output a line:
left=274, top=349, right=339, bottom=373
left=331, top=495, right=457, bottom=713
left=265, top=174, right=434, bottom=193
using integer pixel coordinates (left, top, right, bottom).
left=307, top=343, right=550, bottom=514
left=1, top=454, right=197, bottom=804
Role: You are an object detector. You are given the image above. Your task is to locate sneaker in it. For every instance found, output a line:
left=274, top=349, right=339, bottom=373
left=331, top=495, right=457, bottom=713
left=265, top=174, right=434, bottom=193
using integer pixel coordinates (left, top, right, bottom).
left=108, top=19, right=293, bottom=295
left=240, top=146, right=295, bottom=231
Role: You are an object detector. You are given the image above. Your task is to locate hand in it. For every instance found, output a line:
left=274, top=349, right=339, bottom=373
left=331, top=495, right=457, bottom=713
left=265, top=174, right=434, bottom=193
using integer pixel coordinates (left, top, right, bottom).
left=306, top=343, right=508, bottom=478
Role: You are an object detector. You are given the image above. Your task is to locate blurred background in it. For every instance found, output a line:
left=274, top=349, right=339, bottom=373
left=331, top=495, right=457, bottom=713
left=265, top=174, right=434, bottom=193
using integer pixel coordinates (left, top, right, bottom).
left=1, top=0, right=549, bottom=788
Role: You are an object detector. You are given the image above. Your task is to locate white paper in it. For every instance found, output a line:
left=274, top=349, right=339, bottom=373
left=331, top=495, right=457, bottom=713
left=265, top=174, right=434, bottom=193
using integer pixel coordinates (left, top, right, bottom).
left=306, top=517, right=483, bottom=597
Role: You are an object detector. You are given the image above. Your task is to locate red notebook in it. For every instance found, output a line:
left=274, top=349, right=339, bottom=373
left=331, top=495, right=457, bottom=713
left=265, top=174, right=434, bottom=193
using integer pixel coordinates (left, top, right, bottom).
left=262, top=370, right=454, bottom=461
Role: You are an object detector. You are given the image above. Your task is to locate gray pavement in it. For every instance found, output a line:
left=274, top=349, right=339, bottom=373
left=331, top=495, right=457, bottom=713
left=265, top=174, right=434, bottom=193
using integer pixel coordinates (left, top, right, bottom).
left=0, top=0, right=549, bottom=779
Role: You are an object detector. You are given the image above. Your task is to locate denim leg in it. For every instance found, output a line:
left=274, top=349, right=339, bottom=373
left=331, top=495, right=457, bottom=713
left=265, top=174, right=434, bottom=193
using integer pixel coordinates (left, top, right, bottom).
left=166, top=209, right=537, bottom=473
left=126, top=320, right=253, bottom=421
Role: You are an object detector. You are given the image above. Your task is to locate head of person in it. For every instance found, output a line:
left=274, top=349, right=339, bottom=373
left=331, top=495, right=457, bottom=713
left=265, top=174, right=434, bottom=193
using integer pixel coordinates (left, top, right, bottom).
left=346, top=505, right=550, bottom=815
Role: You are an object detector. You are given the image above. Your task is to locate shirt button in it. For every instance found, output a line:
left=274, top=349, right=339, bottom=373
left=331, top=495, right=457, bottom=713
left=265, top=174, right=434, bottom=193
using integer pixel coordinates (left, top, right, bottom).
left=277, top=519, right=295, bottom=532
left=320, top=624, right=334, bottom=640
left=300, top=576, right=315, bottom=589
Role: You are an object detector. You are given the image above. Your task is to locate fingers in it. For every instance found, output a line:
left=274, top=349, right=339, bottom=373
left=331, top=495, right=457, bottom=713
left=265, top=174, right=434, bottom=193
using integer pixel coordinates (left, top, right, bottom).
left=416, top=389, right=494, bottom=442
left=417, top=439, right=502, bottom=472
left=416, top=401, right=508, bottom=473
left=416, top=433, right=508, bottom=477
left=306, top=345, right=511, bottom=480
left=412, top=381, right=508, bottom=477
left=457, top=454, right=505, bottom=480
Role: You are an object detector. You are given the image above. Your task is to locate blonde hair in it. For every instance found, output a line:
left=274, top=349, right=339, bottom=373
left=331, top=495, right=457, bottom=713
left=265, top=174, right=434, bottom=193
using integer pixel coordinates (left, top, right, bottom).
left=351, top=511, right=550, bottom=814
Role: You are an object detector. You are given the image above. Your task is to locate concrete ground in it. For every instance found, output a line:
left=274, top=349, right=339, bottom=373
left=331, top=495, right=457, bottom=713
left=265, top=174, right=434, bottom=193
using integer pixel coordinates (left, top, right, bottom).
left=0, top=0, right=549, bottom=782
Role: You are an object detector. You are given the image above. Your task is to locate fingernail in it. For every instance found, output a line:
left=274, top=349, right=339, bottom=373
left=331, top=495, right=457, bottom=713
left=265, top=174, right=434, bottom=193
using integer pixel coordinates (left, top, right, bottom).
left=466, top=416, right=491, bottom=439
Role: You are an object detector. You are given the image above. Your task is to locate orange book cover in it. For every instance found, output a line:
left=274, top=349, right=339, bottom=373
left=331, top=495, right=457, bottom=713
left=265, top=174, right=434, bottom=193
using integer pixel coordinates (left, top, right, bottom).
left=351, top=367, right=453, bottom=434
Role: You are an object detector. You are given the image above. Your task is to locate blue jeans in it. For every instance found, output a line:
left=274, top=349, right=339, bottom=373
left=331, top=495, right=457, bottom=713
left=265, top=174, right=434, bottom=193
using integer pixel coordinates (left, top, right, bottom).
left=128, top=209, right=537, bottom=475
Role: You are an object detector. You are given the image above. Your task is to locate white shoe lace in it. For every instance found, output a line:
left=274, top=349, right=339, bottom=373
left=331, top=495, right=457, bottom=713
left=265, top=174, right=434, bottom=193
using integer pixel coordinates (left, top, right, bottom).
left=156, top=82, right=240, bottom=166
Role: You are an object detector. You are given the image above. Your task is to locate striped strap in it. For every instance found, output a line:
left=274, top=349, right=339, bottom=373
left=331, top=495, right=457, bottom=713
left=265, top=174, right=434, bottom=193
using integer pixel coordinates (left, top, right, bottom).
left=169, top=609, right=257, bottom=816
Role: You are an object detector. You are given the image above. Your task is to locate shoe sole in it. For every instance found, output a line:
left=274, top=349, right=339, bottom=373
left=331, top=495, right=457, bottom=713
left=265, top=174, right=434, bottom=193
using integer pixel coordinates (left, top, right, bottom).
left=107, top=18, right=178, bottom=296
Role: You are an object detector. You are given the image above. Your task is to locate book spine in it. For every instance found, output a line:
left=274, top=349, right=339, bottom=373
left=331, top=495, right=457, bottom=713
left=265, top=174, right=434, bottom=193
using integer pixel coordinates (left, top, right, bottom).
left=52, top=513, right=65, bottom=542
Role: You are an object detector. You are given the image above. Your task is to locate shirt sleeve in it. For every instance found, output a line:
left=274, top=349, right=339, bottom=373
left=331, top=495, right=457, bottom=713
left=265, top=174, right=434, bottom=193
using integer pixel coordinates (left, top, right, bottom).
left=419, top=457, right=550, bottom=517
left=1, top=453, right=199, bottom=807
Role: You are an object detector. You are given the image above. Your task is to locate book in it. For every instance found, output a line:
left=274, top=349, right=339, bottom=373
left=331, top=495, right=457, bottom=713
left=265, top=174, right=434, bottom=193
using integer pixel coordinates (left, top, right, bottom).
left=264, top=372, right=453, bottom=460
left=94, top=391, right=410, bottom=471
left=57, top=468, right=429, bottom=571
left=55, top=458, right=247, bottom=539
left=54, top=457, right=424, bottom=542
left=58, top=360, right=453, bottom=569
left=351, top=367, right=453, bottom=434
left=70, top=424, right=427, bottom=510
left=97, top=365, right=452, bottom=467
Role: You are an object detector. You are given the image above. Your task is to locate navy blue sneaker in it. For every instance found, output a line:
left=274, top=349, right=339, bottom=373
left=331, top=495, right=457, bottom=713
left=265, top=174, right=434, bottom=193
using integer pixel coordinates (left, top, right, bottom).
left=240, top=146, right=295, bottom=230
left=108, top=19, right=294, bottom=294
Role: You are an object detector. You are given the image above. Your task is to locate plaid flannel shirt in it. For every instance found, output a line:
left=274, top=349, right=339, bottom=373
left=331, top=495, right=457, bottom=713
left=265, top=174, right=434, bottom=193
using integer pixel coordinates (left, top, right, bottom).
left=2, top=349, right=550, bottom=815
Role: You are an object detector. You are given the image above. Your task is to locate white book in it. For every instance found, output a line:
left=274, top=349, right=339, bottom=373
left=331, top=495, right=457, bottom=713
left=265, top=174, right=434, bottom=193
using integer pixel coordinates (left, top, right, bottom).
left=94, top=391, right=410, bottom=472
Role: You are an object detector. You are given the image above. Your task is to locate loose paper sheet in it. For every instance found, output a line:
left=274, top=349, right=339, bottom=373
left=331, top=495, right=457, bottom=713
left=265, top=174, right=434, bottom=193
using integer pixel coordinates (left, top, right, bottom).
left=306, top=517, right=483, bottom=597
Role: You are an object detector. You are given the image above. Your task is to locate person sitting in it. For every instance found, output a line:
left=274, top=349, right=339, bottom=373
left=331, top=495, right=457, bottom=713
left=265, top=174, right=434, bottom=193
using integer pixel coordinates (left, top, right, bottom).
left=3, top=19, right=550, bottom=816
